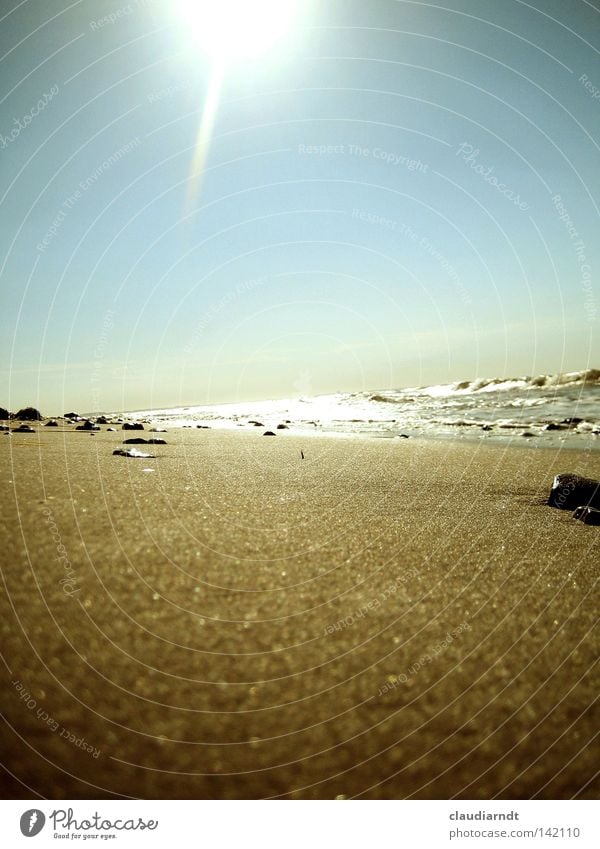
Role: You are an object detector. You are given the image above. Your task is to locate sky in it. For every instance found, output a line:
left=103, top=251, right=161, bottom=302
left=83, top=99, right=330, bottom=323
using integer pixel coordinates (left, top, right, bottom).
left=0, top=0, right=599, bottom=413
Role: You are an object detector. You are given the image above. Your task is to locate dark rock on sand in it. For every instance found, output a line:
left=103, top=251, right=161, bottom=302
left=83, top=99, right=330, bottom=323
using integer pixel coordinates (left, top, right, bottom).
left=113, top=448, right=155, bottom=458
left=15, top=407, right=42, bottom=421
left=263, top=431, right=276, bottom=437
left=276, top=424, right=289, bottom=429
left=196, top=425, right=211, bottom=429
left=13, top=424, right=36, bottom=432
left=0, top=425, right=9, bottom=431
left=548, top=473, right=600, bottom=510
left=96, top=416, right=109, bottom=425
left=107, top=427, right=117, bottom=432
left=0, top=407, right=9, bottom=420
left=249, top=421, right=264, bottom=427
left=572, top=506, right=600, bottom=525
left=561, top=417, right=583, bottom=426
left=122, top=422, right=144, bottom=430
left=76, top=420, right=100, bottom=431
left=123, top=437, right=167, bottom=445
left=64, top=412, right=80, bottom=419
left=45, top=420, right=58, bottom=427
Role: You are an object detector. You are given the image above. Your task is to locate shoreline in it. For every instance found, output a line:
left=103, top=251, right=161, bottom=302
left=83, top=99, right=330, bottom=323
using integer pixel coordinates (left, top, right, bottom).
left=3, top=414, right=600, bottom=453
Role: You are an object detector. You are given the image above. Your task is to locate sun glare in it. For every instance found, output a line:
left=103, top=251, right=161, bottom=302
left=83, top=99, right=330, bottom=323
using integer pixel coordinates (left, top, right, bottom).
left=175, top=0, right=302, bottom=63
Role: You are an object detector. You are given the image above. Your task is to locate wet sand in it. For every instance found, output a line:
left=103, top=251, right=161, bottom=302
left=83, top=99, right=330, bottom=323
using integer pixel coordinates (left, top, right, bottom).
left=1, top=427, right=598, bottom=799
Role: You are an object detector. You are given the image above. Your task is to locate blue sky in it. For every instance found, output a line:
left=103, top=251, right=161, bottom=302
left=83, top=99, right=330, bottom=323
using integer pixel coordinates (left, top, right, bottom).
left=0, top=0, right=598, bottom=412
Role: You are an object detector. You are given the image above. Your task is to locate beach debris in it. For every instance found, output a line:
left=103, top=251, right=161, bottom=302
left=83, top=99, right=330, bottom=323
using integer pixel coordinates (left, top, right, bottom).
left=15, top=406, right=42, bottom=421
left=548, top=473, right=600, bottom=510
left=398, top=433, right=410, bottom=438
left=13, top=424, right=36, bottom=432
left=45, top=419, right=58, bottom=427
left=123, top=437, right=167, bottom=445
left=300, top=449, right=304, bottom=459
left=263, top=431, right=276, bottom=436
left=572, top=506, right=600, bottom=525
left=113, top=448, right=155, bottom=458
left=76, top=420, right=100, bottom=431
left=277, top=423, right=289, bottom=429
left=122, top=422, right=144, bottom=430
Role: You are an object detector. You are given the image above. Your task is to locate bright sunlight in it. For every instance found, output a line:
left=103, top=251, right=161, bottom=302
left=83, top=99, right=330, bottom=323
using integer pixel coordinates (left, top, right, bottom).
left=174, top=0, right=302, bottom=63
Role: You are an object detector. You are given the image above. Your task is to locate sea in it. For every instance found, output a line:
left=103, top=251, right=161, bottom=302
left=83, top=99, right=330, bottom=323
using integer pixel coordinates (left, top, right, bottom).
left=117, top=369, right=600, bottom=450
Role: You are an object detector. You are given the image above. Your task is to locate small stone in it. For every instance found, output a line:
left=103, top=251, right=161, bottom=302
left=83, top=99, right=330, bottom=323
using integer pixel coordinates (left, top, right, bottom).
left=263, top=431, right=276, bottom=436
left=276, top=423, right=289, bottom=429
left=45, top=419, right=58, bottom=427
left=572, top=506, right=600, bottom=525
left=13, top=424, right=35, bottom=433
left=76, top=420, right=100, bottom=431
left=548, top=474, right=600, bottom=510
left=122, top=422, right=144, bottom=430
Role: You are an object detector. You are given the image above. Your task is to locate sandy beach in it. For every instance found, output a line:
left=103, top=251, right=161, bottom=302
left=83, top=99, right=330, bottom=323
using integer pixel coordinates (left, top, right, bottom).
left=1, top=427, right=598, bottom=799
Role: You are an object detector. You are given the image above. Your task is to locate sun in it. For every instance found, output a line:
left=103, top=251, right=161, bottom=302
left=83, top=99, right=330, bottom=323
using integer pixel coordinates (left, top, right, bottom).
left=175, top=0, right=302, bottom=63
